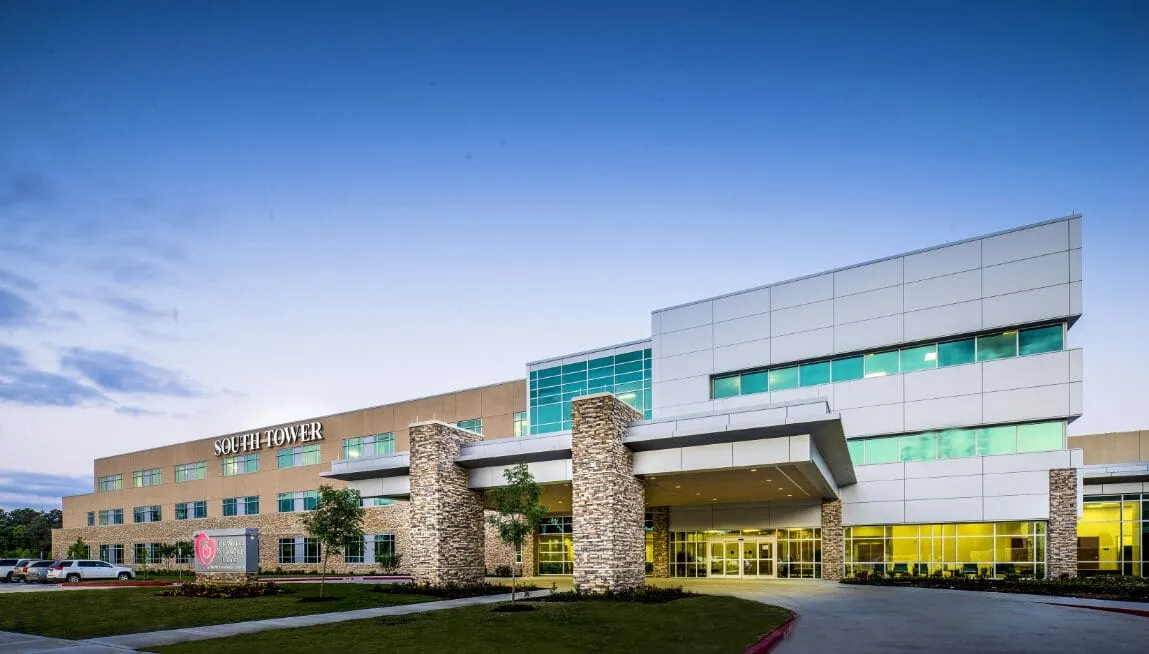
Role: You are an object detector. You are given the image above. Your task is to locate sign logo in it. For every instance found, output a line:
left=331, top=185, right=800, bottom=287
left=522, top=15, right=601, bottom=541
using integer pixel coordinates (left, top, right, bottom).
left=194, top=532, right=218, bottom=567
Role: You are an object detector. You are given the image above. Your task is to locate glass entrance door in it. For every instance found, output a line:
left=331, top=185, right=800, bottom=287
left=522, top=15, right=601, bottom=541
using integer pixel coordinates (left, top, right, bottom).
left=707, top=538, right=777, bottom=578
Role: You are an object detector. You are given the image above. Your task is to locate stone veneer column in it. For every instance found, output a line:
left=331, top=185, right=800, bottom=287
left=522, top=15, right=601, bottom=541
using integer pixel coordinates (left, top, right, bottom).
left=571, top=393, right=645, bottom=592
left=408, top=421, right=485, bottom=585
left=650, top=506, right=670, bottom=578
left=1048, top=468, right=1079, bottom=579
left=820, top=499, right=844, bottom=581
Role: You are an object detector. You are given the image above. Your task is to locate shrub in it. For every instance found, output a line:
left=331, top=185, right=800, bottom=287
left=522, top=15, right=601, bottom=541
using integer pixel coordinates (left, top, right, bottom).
left=372, top=581, right=541, bottom=600
left=493, top=565, right=513, bottom=578
left=545, top=585, right=694, bottom=604
left=157, top=582, right=288, bottom=599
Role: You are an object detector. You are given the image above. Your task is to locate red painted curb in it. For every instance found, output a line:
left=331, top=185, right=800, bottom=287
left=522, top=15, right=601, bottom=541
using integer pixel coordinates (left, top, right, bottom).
left=744, top=612, right=798, bottom=654
left=1043, top=602, right=1149, bottom=618
left=63, top=581, right=180, bottom=587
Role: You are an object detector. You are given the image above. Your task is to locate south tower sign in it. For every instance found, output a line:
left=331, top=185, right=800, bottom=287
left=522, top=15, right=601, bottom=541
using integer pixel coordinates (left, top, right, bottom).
left=212, top=421, right=323, bottom=456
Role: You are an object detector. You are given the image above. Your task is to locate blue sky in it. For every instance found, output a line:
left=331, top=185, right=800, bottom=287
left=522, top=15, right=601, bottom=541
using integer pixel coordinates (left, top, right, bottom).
left=1, top=1, right=1146, bottom=509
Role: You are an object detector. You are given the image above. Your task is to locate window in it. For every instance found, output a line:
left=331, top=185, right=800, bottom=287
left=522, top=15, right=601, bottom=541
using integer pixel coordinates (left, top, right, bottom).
left=456, top=418, right=483, bottom=434
left=133, top=505, right=161, bottom=523
left=277, top=444, right=321, bottom=469
left=669, top=528, right=822, bottom=579
left=977, top=331, right=1017, bottom=361
left=342, top=433, right=394, bottom=459
left=938, top=338, right=976, bottom=367
left=846, top=421, right=1066, bottom=466
left=175, top=541, right=194, bottom=564
left=1078, top=493, right=1145, bottom=577
left=133, top=543, right=163, bottom=565
left=174, top=462, right=206, bottom=482
left=362, top=497, right=395, bottom=507
left=710, top=324, right=1068, bottom=400
left=133, top=468, right=162, bottom=487
left=98, top=508, right=123, bottom=525
left=223, top=496, right=260, bottom=517
left=513, top=411, right=528, bottom=438
left=222, top=453, right=259, bottom=476
left=346, top=534, right=395, bottom=564
left=175, top=501, right=207, bottom=520
left=529, top=347, right=653, bottom=434
left=799, top=361, right=830, bottom=387
left=86, top=512, right=95, bottom=527
left=278, top=490, right=320, bottom=513
left=278, top=537, right=322, bottom=564
left=537, top=516, right=574, bottom=575
left=1019, top=325, right=1063, bottom=356
left=97, top=474, right=123, bottom=492
left=99, top=544, right=125, bottom=564
left=863, top=351, right=899, bottom=378
left=846, top=522, right=1046, bottom=578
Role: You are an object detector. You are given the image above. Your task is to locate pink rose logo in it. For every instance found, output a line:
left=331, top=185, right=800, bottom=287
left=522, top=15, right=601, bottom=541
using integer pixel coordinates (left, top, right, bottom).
left=194, top=532, right=217, bottom=567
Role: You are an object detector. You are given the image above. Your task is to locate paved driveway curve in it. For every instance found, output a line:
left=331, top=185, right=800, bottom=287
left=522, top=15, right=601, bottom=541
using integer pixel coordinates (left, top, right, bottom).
left=676, top=579, right=1148, bottom=653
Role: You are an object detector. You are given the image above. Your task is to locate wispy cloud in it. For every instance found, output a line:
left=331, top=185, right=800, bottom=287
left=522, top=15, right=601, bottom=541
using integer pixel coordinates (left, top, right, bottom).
left=0, top=267, right=37, bottom=292
left=0, top=345, right=107, bottom=407
left=104, top=296, right=176, bottom=322
left=114, top=405, right=187, bottom=419
left=0, top=288, right=35, bottom=327
left=0, top=168, right=51, bottom=210
left=0, top=469, right=91, bottom=509
left=60, top=347, right=200, bottom=397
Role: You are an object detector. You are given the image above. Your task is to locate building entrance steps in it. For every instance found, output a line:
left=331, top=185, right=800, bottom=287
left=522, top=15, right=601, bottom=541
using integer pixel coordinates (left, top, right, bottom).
left=80, top=590, right=552, bottom=650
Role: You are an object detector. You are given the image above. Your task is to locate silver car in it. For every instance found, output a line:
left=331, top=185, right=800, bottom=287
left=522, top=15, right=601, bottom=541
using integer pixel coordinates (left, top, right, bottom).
left=22, top=560, right=57, bottom=584
left=46, top=559, right=136, bottom=583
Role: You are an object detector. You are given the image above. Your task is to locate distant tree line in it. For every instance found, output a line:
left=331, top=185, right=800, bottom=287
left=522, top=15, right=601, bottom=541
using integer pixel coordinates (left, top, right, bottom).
left=0, top=508, right=62, bottom=558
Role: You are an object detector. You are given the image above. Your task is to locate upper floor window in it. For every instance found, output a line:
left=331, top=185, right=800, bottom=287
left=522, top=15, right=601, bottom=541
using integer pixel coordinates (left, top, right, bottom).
left=278, top=490, right=319, bottom=513
left=343, top=433, right=394, bottom=459
left=86, top=511, right=95, bottom=527
left=529, top=348, right=653, bottom=435
left=133, top=468, right=162, bottom=488
left=712, top=324, right=1065, bottom=399
left=222, top=453, right=260, bottom=476
left=223, top=496, right=260, bottom=517
left=98, top=508, right=123, bottom=525
left=513, top=411, right=527, bottom=438
left=277, top=444, right=321, bottom=469
left=362, top=497, right=395, bottom=507
left=133, top=505, right=161, bottom=523
left=456, top=418, right=483, bottom=434
left=846, top=420, right=1066, bottom=466
left=175, top=501, right=207, bottom=520
left=175, top=462, right=206, bottom=482
left=98, top=474, right=123, bottom=492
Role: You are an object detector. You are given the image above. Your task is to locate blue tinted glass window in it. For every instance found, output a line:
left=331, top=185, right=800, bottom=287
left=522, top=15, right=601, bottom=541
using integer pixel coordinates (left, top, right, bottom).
left=768, top=367, right=798, bottom=391
left=712, top=376, right=740, bottom=399
left=899, top=344, right=937, bottom=373
left=741, top=371, right=769, bottom=395
left=799, top=361, right=831, bottom=386
left=977, top=331, right=1017, bottom=361
left=937, top=339, right=975, bottom=367
left=1018, top=325, right=1063, bottom=356
left=832, top=357, right=863, bottom=382
left=863, top=351, right=899, bottom=377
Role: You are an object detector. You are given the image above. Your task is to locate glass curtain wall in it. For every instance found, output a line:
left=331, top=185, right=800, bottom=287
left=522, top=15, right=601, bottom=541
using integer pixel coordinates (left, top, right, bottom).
left=845, top=522, right=1047, bottom=578
left=1078, top=494, right=1146, bottom=577
left=529, top=348, right=652, bottom=435
left=536, top=516, right=574, bottom=575
left=669, top=529, right=822, bottom=579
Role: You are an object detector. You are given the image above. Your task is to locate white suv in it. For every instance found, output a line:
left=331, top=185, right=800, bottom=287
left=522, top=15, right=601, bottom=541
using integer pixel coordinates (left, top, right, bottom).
left=47, top=560, right=136, bottom=583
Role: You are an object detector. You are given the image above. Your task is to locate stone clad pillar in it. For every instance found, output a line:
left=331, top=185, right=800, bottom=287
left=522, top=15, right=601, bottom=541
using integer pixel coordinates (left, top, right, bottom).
left=1048, top=468, right=1079, bottom=579
left=571, top=393, right=645, bottom=592
left=820, top=499, right=844, bottom=581
left=408, top=421, right=485, bottom=585
left=649, top=506, right=670, bottom=578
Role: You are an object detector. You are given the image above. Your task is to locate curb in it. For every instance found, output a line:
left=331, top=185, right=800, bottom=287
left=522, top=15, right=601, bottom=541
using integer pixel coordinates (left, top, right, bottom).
left=744, top=611, right=798, bottom=654
left=1043, top=602, right=1149, bottom=618
left=63, top=581, right=180, bottom=587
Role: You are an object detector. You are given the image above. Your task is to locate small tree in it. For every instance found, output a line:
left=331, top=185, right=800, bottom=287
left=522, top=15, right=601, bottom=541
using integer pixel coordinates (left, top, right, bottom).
left=156, top=543, right=177, bottom=576
left=302, top=485, right=365, bottom=598
left=486, top=463, right=547, bottom=602
left=66, top=536, right=89, bottom=560
left=174, top=541, right=194, bottom=579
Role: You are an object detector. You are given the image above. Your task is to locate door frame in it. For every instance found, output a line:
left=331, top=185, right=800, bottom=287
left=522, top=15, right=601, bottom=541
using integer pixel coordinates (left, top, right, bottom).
left=707, top=536, right=778, bottom=579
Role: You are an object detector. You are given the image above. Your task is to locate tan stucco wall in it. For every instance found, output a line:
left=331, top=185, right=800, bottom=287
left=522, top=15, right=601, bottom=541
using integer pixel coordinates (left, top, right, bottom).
left=62, top=380, right=525, bottom=529
left=1068, top=430, right=1149, bottom=465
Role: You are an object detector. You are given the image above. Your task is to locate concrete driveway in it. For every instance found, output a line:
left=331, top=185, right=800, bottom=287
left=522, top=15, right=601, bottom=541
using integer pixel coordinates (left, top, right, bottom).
left=676, top=579, right=1148, bottom=653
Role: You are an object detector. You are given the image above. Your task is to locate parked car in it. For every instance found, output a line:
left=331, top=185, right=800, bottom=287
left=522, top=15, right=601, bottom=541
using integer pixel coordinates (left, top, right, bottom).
left=0, top=558, right=25, bottom=582
left=46, top=559, right=136, bottom=583
left=7, top=559, right=37, bottom=583
left=22, top=560, right=58, bottom=584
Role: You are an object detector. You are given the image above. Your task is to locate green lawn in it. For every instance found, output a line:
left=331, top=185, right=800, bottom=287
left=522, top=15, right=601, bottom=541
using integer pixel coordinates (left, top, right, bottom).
left=0, top=584, right=438, bottom=639
left=148, top=596, right=792, bottom=654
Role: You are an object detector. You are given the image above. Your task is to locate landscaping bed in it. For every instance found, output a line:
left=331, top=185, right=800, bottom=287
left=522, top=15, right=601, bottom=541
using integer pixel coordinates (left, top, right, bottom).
left=841, top=574, right=1149, bottom=602
left=145, top=595, right=793, bottom=654
left=0, top=583, right=439, bottom=639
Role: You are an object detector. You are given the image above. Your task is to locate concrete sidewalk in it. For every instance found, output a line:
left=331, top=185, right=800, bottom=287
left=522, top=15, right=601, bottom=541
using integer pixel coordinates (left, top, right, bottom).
left=0, top=630, right=129, bottom=653
left=81, top=590, right=550, bottom=650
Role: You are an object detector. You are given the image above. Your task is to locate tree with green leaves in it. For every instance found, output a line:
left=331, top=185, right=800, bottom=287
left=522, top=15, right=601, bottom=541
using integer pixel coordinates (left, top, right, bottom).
left=302, top=485, right=365, bottom=598
left=487, top=463, right=547, bottom=601
left=66, top=536, right=89, bottom=560
left=174, top=541, right=194, bottom=579
left=156, top=543, right=177, bottom=576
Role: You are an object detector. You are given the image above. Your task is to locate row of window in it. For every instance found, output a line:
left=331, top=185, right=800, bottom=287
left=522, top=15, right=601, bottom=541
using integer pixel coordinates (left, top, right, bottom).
left=276, top=534, right=396, bottom=565
left=846, top=522, right=1048, bottom=578
left=277, top=445, right=321, bottom=469
left=529, top=348, right=654, bottom=435
left=456, top=418, right=483, bottom=434
left=711, top=324, right=1065, bottom=399
left=342, top=433, right=395, bottom=459
left=846, top=421, right=1065, bottom=466
left=86, top=493, right=395, bottom=526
